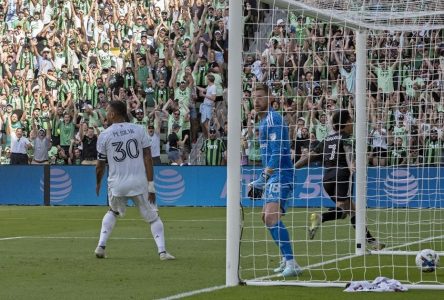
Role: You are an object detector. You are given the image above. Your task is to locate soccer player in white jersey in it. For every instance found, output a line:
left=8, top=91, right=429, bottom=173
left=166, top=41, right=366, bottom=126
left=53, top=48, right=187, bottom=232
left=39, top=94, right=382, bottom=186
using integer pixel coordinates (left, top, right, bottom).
left=94, top=101, right=175, bottom=260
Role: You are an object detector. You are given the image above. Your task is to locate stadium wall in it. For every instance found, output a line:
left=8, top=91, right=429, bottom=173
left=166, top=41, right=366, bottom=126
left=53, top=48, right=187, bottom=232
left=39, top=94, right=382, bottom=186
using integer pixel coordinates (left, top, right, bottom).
left=0, top=166, right=442, bottom=208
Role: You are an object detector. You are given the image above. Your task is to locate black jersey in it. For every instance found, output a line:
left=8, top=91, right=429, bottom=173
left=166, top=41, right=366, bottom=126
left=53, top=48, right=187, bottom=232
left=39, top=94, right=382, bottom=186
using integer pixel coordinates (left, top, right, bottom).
left=314, top=132, right=352, bottom=181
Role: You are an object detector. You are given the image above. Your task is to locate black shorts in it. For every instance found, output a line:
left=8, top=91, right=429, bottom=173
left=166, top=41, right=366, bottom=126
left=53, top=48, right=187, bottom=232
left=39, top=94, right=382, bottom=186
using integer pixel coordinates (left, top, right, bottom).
left=323, top=180, right=352, bottom=203
left=323, top=169, right=352, bottom=203
left=10, top=153, right=29, bottom=165
left=372, top=147, right=387, bottom=158
left=51, top=135, right=60, bottom=146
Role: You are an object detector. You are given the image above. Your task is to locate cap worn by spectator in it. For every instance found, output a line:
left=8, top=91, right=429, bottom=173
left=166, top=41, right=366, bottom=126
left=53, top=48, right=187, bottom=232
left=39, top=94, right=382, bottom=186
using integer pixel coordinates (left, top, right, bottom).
left=83, top=104, right=93, bottom=110
left=172, top=123, right=181, bottom=130
left=215, top=30, right=221, bottom=35
left=135, top=109, right=143, bottom=113
left=42, top=47, right=50, bottom=53
left=277, top=19, right=285, bottom=26
left=209, top=128, right=217, bottom=134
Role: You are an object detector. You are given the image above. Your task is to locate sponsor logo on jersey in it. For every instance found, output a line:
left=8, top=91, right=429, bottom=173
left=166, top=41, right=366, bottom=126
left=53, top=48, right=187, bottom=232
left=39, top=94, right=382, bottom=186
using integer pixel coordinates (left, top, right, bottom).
left=269, top=133, right=276, bottom=141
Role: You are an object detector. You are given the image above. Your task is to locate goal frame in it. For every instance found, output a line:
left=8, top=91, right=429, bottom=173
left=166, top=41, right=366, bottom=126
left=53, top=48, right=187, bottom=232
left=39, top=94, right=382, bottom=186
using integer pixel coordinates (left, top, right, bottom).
left=226, top=0, right=444, bottom=290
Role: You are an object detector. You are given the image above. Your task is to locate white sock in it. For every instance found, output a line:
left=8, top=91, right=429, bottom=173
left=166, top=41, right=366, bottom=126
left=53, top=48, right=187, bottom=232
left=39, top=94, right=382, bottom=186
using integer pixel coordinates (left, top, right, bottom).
left=286, top=259, right=296, bottom=269
left=150, top=218, right=166, bottom=253
left=98, top=211, right=117, bottom=247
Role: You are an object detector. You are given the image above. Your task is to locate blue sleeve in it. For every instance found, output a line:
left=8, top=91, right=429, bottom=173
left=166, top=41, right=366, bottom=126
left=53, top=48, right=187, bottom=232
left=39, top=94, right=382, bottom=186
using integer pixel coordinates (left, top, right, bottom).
left=266, top=116, right=284, bottom=170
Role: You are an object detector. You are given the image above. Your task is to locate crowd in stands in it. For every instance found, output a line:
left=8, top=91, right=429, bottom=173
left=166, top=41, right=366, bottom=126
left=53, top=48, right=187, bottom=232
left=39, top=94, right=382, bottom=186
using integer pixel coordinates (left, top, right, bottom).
left=0, top=0, right=231, bottom=166
left=241, top=10, right=444, bottom=167
left=1, top=0, right=443, bottom=168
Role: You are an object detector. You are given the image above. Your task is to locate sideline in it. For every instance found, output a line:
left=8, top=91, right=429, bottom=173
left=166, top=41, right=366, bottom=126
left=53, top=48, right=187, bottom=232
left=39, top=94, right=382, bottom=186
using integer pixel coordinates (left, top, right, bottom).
left=0, top=236, right=225, bottom=242
left=155, top=285, right=227, bottom=300
left=0, top=236, right=24, bottom=241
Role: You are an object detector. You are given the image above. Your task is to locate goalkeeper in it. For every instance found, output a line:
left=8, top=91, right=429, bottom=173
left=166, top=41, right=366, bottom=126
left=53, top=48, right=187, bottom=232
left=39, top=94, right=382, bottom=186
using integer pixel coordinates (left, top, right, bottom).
left=248, top=84, right=302, bottom=277
left=295, top=110, right=385, bottom=251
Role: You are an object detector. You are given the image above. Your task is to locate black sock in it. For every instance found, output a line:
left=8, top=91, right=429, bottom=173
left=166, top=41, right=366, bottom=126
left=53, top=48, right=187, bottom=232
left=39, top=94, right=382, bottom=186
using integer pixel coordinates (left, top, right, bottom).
left=350, top=216, right=375, bottom=241
left=321, top=207, right=345, bottom=222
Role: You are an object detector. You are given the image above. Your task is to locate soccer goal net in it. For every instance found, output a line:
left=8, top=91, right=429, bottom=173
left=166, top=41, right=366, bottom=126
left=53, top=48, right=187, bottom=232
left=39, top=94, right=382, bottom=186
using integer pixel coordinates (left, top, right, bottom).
left=227, top=0, right=444, bottom=289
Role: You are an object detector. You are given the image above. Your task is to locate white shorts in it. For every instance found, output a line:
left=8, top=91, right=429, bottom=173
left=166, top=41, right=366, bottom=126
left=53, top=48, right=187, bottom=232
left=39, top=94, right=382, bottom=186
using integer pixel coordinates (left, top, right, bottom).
left=199, top=103, right=213, bottom=123
left=108, top=189, right=159, bottom=222
left=214, top=51, right=224, bottom=64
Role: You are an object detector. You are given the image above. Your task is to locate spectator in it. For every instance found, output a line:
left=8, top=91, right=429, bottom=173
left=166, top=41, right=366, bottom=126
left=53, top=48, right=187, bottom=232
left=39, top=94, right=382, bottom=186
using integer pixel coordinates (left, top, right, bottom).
left=200, top=127, right=226, bottom=166
left=197, top=74, right=217, bottom=138
left=148, top=113, right=162, bottom=166
left=167, top=123, right=186, bottom=165
left=369, top=120, right=388, bottom=166
left=79, top=125, right=98, bottom=166
left=422, top=129, right=442, bottom=165
left=30, top=121, right=51, bottom=165
left=8, top=125, right=32, bottom=165
left=58, top=111, right=77, bottom=153
left=388, top=137, right=407, bottom=166
left=293, top=127, right=310, bottom=163
left=68, top=138, right=83, bottom=165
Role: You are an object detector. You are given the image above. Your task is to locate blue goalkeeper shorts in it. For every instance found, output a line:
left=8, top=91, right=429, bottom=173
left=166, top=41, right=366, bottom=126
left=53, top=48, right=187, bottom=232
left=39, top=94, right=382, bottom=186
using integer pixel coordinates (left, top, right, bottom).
left=263, top=176, right=293, bottom=214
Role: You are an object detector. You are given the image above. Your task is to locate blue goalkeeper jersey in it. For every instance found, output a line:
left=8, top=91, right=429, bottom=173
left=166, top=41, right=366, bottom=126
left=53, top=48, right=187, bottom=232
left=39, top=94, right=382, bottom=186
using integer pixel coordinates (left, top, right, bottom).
left=258, top=109, right=294, bottom=183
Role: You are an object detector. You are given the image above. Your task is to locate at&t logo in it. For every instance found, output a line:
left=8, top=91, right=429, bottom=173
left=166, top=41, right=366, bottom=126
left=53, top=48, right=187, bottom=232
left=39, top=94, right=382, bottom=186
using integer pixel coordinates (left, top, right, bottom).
left=384, top=170, right=418, bottom=204
left=155, top=169, right=185, bottom=204
left=40, top=168, right=73, bottom=202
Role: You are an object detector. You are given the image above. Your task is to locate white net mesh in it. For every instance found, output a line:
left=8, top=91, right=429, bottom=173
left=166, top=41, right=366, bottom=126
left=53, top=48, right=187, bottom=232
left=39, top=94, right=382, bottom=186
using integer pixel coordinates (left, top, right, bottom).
left=239, top=0, right=444, bottom=287
left=275, top=0, right=444, bottom=31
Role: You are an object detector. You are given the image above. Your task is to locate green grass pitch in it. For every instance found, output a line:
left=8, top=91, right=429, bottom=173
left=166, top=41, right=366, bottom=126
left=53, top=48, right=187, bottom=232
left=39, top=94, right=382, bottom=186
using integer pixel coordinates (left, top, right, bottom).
left=0, top=206, right=442, bottom=300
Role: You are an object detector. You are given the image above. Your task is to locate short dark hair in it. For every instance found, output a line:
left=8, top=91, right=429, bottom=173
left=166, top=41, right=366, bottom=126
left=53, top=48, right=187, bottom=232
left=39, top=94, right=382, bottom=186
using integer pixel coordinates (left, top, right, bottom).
left=109, top=101, right=127, bottom=118
left=206, top=74, right=215, bottom=83
left=332, top=110, right=352, bottom=131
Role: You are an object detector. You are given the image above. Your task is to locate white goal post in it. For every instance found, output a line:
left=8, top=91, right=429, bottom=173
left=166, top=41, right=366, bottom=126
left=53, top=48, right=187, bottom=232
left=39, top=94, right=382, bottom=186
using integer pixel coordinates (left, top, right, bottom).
left=227, top=0, right=444, bottom=290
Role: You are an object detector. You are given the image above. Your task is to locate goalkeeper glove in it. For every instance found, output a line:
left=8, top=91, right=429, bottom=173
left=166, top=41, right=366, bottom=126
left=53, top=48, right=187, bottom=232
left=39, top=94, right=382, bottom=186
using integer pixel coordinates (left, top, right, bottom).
left=248, top=172, right=269, bottom=200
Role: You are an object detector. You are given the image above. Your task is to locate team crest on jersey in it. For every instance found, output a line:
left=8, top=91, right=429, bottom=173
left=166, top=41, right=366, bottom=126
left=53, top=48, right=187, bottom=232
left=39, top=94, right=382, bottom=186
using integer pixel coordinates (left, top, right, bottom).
left=269, top=133, right=277, bottom=141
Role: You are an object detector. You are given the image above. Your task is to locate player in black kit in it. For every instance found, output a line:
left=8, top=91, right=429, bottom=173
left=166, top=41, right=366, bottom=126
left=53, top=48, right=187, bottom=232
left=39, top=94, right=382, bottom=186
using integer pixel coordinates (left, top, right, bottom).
left=295, top=110, right=385, bottom=250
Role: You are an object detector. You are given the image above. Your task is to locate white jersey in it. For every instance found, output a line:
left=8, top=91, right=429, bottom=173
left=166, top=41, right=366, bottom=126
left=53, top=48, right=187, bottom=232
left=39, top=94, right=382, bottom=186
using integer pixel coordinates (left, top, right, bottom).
left=97, top=123, right=151, bottom=197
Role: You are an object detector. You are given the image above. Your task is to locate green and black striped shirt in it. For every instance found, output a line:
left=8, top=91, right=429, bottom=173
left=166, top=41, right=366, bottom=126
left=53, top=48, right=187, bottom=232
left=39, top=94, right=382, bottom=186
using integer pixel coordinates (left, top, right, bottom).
left=201, top=138, right=226, bottom=166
